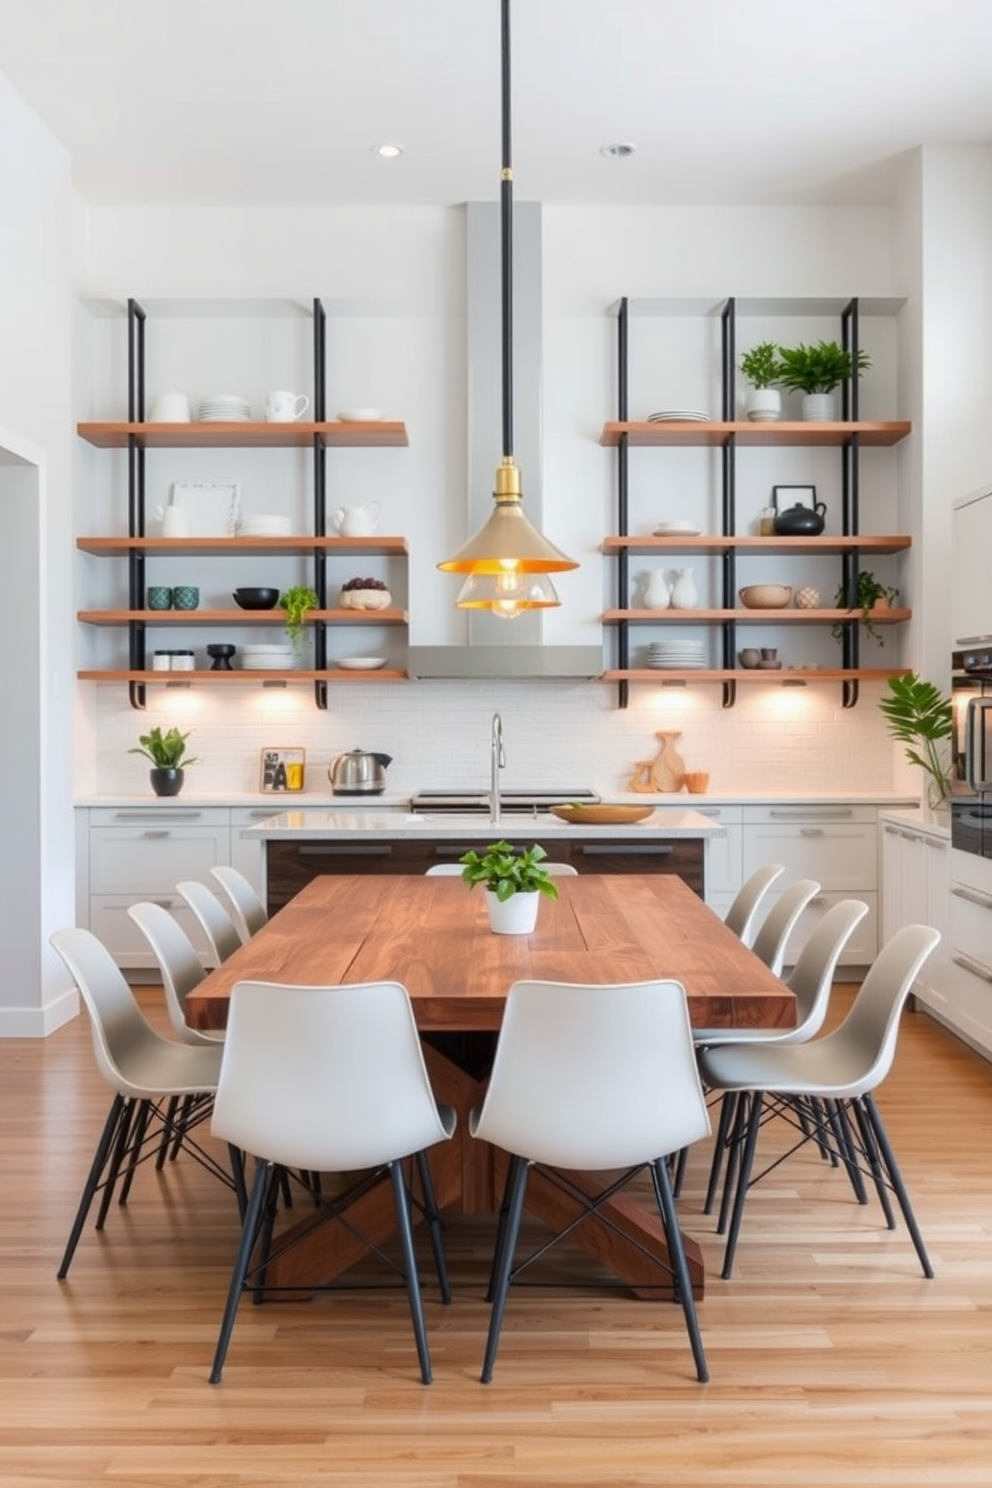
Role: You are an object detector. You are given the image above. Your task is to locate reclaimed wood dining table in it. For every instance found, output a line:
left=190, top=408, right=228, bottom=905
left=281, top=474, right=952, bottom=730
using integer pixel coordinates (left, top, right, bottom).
left=186, top=872, right=795, bottom=1299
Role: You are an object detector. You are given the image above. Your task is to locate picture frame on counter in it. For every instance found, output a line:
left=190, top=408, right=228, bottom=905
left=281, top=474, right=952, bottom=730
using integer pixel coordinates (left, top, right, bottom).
left=260, top=747, right=306, bottom=793
left=772, top=484, right=817, bottom=513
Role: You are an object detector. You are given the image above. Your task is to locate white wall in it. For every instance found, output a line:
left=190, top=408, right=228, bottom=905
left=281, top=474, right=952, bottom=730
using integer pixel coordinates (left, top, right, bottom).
left=72, top=196, right=916, bottom=800
left=0, top=70, right=77, bottom=1035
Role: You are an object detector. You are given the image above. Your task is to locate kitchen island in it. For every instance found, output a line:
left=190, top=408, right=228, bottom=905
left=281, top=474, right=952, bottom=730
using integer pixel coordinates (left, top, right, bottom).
left=244, top=806, right=724, bottom=910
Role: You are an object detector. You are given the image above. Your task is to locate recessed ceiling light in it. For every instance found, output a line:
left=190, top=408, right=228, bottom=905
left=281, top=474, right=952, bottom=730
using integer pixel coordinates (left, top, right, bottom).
left=600, top=142, right=636, bottom=159
left=372, top=143, right=403, bottom=159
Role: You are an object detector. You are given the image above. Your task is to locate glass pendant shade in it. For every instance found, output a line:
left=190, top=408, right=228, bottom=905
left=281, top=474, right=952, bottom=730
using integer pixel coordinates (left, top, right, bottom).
left=455, top=568, right=560, bottom=620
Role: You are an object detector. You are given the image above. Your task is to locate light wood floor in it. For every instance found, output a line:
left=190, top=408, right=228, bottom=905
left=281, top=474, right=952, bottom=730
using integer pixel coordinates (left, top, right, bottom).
left=1, top=985, right=990, bottom=1487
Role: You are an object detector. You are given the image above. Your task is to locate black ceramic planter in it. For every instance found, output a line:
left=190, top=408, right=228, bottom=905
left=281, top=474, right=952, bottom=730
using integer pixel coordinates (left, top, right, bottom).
left=150, top=767, right=185, bottom=797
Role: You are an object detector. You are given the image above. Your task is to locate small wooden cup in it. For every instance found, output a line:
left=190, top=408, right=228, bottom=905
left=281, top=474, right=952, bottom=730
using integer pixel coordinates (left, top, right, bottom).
left=683, top=771, right=710, bottom=794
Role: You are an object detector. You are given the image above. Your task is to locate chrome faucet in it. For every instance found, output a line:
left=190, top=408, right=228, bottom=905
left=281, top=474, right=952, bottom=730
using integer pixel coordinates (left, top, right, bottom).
left=490, top=712, right=505, bottom=825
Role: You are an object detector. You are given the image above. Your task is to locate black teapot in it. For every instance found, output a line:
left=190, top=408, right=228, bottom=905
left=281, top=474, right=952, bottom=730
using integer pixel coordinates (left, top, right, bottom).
left=773, top=500, right=827, bottom=536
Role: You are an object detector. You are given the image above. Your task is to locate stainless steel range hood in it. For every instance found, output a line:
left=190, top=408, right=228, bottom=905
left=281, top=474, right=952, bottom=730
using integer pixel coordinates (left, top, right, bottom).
left=413, top=201, right=601, bottom=683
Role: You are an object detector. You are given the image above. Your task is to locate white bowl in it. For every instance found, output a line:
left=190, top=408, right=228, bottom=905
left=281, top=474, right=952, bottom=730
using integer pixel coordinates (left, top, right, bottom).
left=337, top=657, right=387, bottom=670
left=336, top=408, right=383, bottom=422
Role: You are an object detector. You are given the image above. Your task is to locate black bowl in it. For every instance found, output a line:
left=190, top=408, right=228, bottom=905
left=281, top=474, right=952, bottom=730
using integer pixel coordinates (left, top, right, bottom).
left=232, top=587, right=279, bottom=610
left=206, top=643, right=237, bottom=658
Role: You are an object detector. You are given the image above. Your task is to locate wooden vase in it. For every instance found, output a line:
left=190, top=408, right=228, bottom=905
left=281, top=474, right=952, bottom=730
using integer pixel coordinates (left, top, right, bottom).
left=650, top=731, right=686, bottom=793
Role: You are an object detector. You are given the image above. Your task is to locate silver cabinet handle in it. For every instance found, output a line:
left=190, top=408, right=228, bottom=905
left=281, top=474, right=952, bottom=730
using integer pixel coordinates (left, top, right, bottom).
left=152, top=897, right=180, bottom=910
left=902, top=832, right=922, bottom=843
left=769, top=808, right=854, bottom=819
left=925, top=838, right=948, bottom=851
left=799, top=827, right=824, bottom=837
left=809, top=896, right=826, bottom=906
left=952, top=952, right=992, bottom=983
left=696, top=808, right=726, bottom=818
left=580, top=844, right=674, bottom=855
left=298, top=845, right=392, bottom=857
left=883, top=825, right=900, bottom=836
left=113, top=810, right=203, bottom=821
left=955, top=634, right=992, bottom=645
left=951, top=884, right=992, bottom=910
left=142, top=830, right=171, bottom=839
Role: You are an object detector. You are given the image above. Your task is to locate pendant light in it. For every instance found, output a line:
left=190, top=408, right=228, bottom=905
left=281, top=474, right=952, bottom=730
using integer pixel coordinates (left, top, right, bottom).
left=437, top=0, right=578, bottom=619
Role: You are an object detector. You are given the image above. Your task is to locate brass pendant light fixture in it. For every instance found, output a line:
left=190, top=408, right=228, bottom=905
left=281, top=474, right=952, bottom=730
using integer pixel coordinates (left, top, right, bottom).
left=437, top=0, right=578, bottom=619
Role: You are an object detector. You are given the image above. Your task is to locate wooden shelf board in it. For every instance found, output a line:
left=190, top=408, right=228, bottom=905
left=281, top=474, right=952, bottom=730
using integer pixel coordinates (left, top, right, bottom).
left=600, top=419, right=911, bottom=448
left=77, top=608, right=408, bottom=626
left=76, top=535, right=408, bottom=556
left=602, top=667, right=912, bottom=683
left=603, top=608, right=911, bottom=624
left=77, top=669, right=408, bottom=682
left=77, top=420, right=408, bottom=449
left=602, top=534, right=912, bottom=555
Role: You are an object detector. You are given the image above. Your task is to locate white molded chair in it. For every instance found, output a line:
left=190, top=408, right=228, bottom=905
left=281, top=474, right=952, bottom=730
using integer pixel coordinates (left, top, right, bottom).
left=209, top=866, right=268, bottom=942
left=695, top=898, right=871, bottom=1217
left=209, top=979, right=457, bottom=1386
left=175, top=879, right=242, bottom=966
left=723, top=862, right=785, bottom=946
left=49, top=927, right=228, bottom=1278
left=469, top=978, right=711, bottom=1384
left=127, top=900, right=223, bottom=1046
left=750, top=878, right=822, bottom=977
left=697, top=923, right=942, bottom=1281
left=425, top=862, right=578, bottom=876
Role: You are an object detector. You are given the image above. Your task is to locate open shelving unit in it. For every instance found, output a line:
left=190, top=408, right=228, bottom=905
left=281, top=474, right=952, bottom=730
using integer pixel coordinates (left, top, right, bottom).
left=602, top=296, right=914, bottom=709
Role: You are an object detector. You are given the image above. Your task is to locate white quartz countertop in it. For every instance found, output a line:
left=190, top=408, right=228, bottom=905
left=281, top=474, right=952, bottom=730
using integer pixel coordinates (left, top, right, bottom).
left=75, top=790, right=921, bottom=810
left=878, top=807, right=951, bottom=839
left=242, top=808, right=724, bottom=841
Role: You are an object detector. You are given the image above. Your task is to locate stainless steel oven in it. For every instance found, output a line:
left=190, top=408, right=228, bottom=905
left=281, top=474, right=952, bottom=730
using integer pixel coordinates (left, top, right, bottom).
left=951, top=649, right=992, bottom=860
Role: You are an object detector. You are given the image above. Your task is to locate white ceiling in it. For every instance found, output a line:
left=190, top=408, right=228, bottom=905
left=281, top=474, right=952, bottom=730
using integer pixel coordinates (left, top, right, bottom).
left=2, top=0, right=992, bottom=208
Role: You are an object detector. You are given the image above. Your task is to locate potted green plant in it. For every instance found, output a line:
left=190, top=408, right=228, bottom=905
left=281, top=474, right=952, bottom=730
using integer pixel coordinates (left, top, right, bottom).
left=739, top=341, right=784, bottom=423
left=459, top=840, right=558, bottom=935
left=776, top=339, right=871, bottom=421
left=128, top=726, right=198, bottom=797
left=831, top=571, right=899, bottom=645
left=279, top=586, right=318, bottom=651
left=879, top=673, right=954, bottom=813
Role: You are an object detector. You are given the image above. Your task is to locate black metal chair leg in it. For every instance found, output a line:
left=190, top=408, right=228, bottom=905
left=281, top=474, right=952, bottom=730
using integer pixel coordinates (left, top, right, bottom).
left=650, top=1157, right=709, bottom=1383
left=486, top=1153, right=523, bottom=1304
left=481, top=1157, right=529, bottom=1384
left=671, top=1145, right=688, bottom=1198
left=414, top=1149, right=451, bottom=1304
left=210, top=1159, right=273, bottom=1383
left=704, top=1091, right=737, bottom=1216
left=95, top=1097, right=141, bottom=1229
left=716, top=1092, right=749, bottom=1236
left=227, top=1144, right=249, bottom=1221
left=389, top=1159, right=433, bottom=1385
left=118, top=1098, right=153, bottom=1202
left=58, top=1093, right=128, bottom=1279
left=825, top=1099, right=869, bottom=1204
left=156, top=1095, right=180, bottom=1169
left=849, top=1097, right=895, bottom=1227
left=721, top=1090, right=764, bottom=1280
left=861, top=1093, right=934, bottom=1278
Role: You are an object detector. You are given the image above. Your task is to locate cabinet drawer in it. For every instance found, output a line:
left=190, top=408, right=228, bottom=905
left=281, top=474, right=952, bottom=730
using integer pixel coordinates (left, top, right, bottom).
left=89, top=894, right=211, bottom=969
left=785, top=890, right=878, bottom=968
left=950, top=882, right=992, bottom=972
left=743, top=823, right=877, bottom=892
left=90, top=823, right=231, bottom=894
left=88, top=806, right=230, bottom=828
left=743, top=806, right=877, bottom=827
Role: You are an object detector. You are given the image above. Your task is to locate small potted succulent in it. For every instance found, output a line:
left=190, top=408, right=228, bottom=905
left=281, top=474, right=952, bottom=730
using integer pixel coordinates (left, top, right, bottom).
left=739, top=341, right=784, bottom=423
left=776, top=340, right=872, bottom=421
left=459, top=840, right=558, bottom=935
left=128, top=726, right=198, bottom=797
left=831, top=571, right=899, bottom=645
left=339, top=576, right=392, bottom=610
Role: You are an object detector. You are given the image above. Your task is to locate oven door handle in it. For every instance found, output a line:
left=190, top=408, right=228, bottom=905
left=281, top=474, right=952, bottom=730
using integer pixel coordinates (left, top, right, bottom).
left=965, top=697, right=992, bottom=792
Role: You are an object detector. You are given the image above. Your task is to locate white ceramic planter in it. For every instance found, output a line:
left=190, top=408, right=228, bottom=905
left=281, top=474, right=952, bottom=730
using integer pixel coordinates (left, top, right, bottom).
left=801, top=392, right=836, bottom=422
left=745, top=388, right=781, bottom=422
left=486, top=889, right=540, bottom=935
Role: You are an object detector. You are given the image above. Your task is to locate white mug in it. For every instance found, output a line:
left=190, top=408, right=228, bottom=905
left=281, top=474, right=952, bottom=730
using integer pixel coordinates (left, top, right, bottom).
left=265, top=391, right=310, bottom=422
left=149, top=391, right=191, bottom=423
left=156, top=504, right=189, bottom=538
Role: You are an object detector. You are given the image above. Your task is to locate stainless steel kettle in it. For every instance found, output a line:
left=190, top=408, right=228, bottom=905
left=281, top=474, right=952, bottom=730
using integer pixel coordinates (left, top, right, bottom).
left=328, top=748, right=393, bottom=795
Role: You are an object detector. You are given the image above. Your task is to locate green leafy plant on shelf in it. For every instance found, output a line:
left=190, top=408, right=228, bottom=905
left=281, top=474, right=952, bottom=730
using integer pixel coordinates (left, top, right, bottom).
left=776, top=340, right=872, bottom=395
left=279, top=586, right=318, bottom=650
left=739, top=341, right=784, bottom=389
left=127, top=726, right=197, bottom=768
left=879, top=673, right=954, bottom=810
left=458, top=841, right=559, bottom=902
left=831, top=570, right=900, bottom=645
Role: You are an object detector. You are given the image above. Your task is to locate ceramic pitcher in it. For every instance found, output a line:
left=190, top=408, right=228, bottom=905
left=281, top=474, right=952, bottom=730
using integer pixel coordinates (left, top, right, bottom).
left=670, top=568, right=699, bottom=609
left=330, top=501, right=381, bottom=537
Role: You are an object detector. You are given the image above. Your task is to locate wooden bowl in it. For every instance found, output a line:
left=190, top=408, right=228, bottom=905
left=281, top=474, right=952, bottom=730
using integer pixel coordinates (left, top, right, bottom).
left=739, top=584, right=793, bottom=609
left=550, top=805, right=655, bottom=825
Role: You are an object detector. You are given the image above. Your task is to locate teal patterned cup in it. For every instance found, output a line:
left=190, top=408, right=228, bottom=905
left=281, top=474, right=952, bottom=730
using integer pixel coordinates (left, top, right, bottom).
left=147, top=586, right=173, bottom=610
left=173, top=586, right=200, bottom=611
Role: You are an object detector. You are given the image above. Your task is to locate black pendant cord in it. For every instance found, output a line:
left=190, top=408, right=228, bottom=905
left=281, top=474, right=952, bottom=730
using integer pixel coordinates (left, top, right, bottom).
left=500, top=0, right=514, bottom=465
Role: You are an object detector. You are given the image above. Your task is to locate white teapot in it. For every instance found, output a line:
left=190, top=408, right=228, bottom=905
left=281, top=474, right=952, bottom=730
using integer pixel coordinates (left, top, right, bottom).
left=330, top=501, right=381, bottom=537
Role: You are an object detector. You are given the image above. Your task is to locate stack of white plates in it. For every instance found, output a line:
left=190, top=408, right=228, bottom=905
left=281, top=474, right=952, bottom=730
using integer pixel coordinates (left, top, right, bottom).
left=646, top=409, right=711, bottom=422
left=653, top=520, right=702, bottom=536
left=240, top=643, right=297, bottom=671
left=197, top=394, right=252, bottom=422
left=646, top=641, right=708, bottom=670
left=240, top=514, right=294, bottom=537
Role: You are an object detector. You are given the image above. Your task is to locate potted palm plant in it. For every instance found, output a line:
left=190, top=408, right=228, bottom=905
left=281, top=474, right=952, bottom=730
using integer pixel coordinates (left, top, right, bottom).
left=879, top=674, right=954, bottom=814
left=128, top=726, right=198, bottom=797
left=776, top=339, right=871, bottom=421
left=739, top=341, right=784, bottom=422
left=459, top=840, right=558, bottom=935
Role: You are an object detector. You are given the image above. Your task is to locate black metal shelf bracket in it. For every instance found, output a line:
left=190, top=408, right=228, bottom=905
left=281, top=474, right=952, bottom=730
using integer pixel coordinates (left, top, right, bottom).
left=312, top=298, right=329, bottom=710
left=126, top=299, right=147, bottom=710
left=616, top=298, right=630, bottom=709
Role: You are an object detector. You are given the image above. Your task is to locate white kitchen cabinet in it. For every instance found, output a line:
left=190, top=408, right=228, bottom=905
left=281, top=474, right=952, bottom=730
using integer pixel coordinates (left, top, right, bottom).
left=879, top=812, right=949, bottom=1003
left=82, top=806, right=231, bottom=971
left=228, top=806, right=281, bottom=899
left=742, top=805, right=878, bottom=966
left=695, top=805, right=743, bottom=919
left=953, top=487, right=992, bottom=645
left=934, top=849, right=992, bottom=1060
